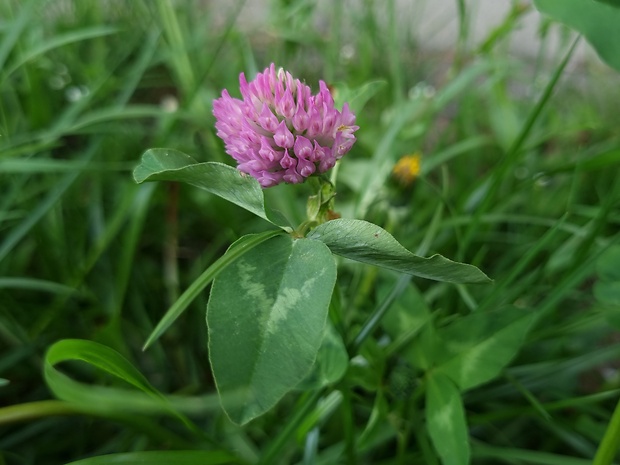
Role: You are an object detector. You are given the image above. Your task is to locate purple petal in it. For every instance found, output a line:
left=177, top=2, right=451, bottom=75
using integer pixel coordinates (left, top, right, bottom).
left=276, top=88, right=296, bottom=119
left=283, top=167, right=303, bottom=184
left=297, top=157, right=316, bottom=177
left=292, top=99, right=309, bottom=132
left=313, top=143, right=331, bottom=164
left=319, top=152, right=337, bottom=172
left=259, top=136, right=282, bottom=162
left=273, top=120, right=294, bottom=148
left=258, top=170, right=284, bottom=188
left=322, top=105, right=338, bottom=136
left=334, top=131, right=357, bottom=157
left=339, top=102, right=357, bottom=126
left=258, top=104, right=279, bottom=132
left=318, top=81, right=334, bottom=107
left=280, top=149, right=297, bottom=169
left=293, top=135, right=313, bottom=160
left=306, top=106, right=323, bottom=138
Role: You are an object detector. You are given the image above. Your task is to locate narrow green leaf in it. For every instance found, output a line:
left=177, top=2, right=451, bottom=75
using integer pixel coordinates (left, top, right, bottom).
left=307, top=219, right=491, bottom=284
left=0, top=277, right=78, bottom=295
left=133, top=148, right=289, bottom=228
left=207, top=235, right=337, bottom=425
left=67, top=105, right=166, bottom=132
left=534, top=0, right=620, bottom=72
left=0, top=0, right=37, bottom=71
left=257, top=390, right=324, bottom=465
left=461, top=38, right=578, bottom=252
left=0, top=400, right=82, bottom=426
left=593, top=397, right=620, bottom=465
left=43, top=339, right=208, bottom=437
left=3, top=26, right=118, bottom=79
left=474, top=443, right=598, bottom=465
left=0, top=156, right=85, bottom=264
left=420, top=136, right=491, bottom=176
left=45, top=339, right=163, bottom=403
left=64, top=450, right=236, bottom=465
left=333, top=80, right=387, bottom=114
left=143, top=230, right=283, bottom=350
left=426, top=373, right=470, bottom=465
left=0, top=159, right=131, bottom=173
left=549, top=148, right=620, bottom=173
left=296, top=390, right=344, bottom=441
left=435, top=308, right=535, bottom=391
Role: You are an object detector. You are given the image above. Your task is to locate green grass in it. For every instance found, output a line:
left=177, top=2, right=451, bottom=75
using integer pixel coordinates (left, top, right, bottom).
left=1, top=0, right=620, bottom=464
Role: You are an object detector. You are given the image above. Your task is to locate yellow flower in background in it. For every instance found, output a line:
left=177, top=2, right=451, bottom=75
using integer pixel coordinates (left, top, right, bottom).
left=392, top=153, right=421, bottom=186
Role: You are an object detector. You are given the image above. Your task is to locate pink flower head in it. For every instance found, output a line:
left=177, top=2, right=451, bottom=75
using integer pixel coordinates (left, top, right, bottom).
left=213, top=64, right=359, bottom=187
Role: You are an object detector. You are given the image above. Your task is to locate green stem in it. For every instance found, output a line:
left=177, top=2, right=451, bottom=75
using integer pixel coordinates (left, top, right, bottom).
left=258, top=389, right=324, bottom=465
left=593, top=397, right=620, bottom=465
left=349, top=274, right=410, bottom=353
left=164, top=182, right=180, bottom=306
left=341, top=383, right=357, bottom=465
left=299, top=176, right=337, bottom=236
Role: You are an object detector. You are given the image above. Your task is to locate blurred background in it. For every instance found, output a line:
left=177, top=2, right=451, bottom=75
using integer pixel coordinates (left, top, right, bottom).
left=1, top=1, right=619, bottom=464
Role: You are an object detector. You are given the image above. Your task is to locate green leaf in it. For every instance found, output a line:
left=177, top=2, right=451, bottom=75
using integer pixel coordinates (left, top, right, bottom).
left=595, top=282, right=620, bottom=307
left=426, top=372, right=470, bottom=465
left=379, top=278, right=435, bottom=369
left=64, top=450, right=236, bottom=465
left=133, top=148, right=289, bottom=228
left=434, top=308, right=535, bottom=391
left=381, top=279, right=432, bottom=345
left=207, top=235, right=337, bottom=425
left=534, top=0, right=620, bottom=72
left=596, top=245, right=620, bottom=282
left=143, top=230, right=283, bottom=350
left=594, top=0, right=620, bottom=8
left=296, top=322, right=349, bottom=390
left=307, top=219, right=491, bottom=284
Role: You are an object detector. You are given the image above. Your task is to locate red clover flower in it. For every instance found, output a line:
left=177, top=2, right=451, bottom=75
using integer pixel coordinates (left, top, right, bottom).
left=213, top=64, right=359, bottom=188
